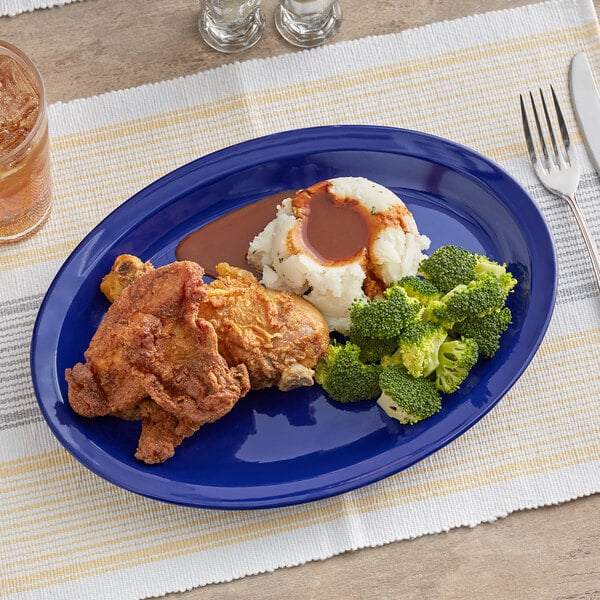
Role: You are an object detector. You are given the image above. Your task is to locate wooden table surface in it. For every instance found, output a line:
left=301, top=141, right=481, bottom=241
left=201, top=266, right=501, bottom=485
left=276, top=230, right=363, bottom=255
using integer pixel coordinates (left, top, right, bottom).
left=3, top=1, right=600, bottom=598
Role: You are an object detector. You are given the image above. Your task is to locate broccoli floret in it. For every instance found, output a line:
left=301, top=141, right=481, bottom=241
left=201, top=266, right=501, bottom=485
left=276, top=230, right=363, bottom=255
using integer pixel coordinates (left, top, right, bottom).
left=419, top=245, right=478, bottom=293
left=434, top=337, right=479, bottom=394
left=424, top=273, right=507, bottom=330
left=497, top=271, right=518, bottom=297
left=473, top=254, right=506, bottom=279
left=377, top=365, right=442, bottom=424
left=386, top=321, right=447, bottom=378
left=396, top=275, right=442, bottom=305
left=350, top=283, right=421, bottom=340
left=452, top=307, right=512, bottom=358
left=420, top=245, right=517, bottom=297
left=474, top=255, right=518, bottom=296
left=314, top=341, right=382, bottom=403
left=348, top=329, right=400, bottom=364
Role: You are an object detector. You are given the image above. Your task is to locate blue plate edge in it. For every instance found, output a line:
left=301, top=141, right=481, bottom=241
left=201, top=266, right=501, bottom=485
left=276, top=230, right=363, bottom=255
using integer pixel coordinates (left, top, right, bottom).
left=29, top=124, right=558, bottom=510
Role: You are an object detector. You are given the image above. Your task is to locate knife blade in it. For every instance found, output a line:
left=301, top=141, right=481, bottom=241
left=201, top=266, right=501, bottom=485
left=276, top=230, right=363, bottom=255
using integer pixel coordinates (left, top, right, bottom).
left=569, top=52, right=600, bottom=178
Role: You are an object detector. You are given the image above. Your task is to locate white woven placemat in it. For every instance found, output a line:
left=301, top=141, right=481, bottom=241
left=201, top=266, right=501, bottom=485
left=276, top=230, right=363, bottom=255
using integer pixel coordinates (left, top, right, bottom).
left=1, top=1, right=599, bottom=598
left=0, top=0, right=81, bottom=17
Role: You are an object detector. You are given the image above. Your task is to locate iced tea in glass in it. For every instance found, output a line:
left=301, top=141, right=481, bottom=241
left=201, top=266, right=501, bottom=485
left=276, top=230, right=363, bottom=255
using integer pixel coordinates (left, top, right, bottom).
left=0, top=41, right=52, bottom=244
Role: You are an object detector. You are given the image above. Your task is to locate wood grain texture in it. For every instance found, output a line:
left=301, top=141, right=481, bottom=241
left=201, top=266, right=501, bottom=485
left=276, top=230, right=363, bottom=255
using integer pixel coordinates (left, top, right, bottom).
left=174, top=495, right=600, bottom=600
left=1, top=0, right=537, bottom=104
left=2, top=1, right=599, bottom=598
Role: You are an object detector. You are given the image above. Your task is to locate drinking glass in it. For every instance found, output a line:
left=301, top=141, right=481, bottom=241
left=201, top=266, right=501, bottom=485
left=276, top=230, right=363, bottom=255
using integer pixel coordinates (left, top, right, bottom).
left=275, top=0, right=342, bottom=48
left=199, top=0, right=265, bottom=53
left=0, top=41, right=52, bottom=244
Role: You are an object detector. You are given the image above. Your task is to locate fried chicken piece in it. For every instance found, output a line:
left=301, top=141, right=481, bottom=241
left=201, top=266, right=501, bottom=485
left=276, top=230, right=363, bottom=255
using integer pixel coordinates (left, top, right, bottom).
left=65, top=261, right=250, bottom=464
left=95, top=254, right=330, bottom=392
left=100, top=254, right=154, bottom=303
left=198, top=263, right=330, bottom=391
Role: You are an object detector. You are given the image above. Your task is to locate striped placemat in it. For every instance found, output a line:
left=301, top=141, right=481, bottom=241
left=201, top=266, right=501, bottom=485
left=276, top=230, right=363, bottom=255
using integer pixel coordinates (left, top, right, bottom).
left=2, top=0, right=600, bottom=598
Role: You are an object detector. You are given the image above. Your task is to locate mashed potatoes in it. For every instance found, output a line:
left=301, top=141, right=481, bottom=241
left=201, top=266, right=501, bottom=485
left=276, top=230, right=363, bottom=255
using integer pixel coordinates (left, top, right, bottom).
left=247, top=177, right=430, bottom=334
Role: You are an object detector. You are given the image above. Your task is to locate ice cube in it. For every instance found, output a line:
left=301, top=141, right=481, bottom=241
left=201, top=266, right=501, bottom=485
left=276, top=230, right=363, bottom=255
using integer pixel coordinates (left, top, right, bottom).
left=0, top=55, right=40, bottom=155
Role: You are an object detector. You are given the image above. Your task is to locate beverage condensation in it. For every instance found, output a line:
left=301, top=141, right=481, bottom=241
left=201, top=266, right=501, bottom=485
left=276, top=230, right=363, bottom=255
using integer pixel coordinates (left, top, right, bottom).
left=0, top=42, right=52, bottom=244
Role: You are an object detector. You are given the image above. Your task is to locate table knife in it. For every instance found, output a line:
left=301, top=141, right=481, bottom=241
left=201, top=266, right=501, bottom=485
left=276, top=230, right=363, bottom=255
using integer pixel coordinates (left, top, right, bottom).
left=569, top=52, right=600, bottom=177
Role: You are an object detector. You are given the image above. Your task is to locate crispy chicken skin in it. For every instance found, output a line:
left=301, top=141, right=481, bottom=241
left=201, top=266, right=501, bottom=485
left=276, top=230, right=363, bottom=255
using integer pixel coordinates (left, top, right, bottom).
left=198, top=263, right=330, bottom=391
left=65, top=261, right=250, bottom=464
left=100, top=254, right=154, bottom=303
left=98, top=256, right=330, bottom=392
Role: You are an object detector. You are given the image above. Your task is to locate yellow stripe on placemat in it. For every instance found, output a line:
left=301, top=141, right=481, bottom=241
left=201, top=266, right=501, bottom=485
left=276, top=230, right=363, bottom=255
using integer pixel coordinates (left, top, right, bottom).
left=47, top=24, right=599, bottom=156
left=3, top=9, right=600, bottom=595
left=2, top=25, right=598, bottom=274
left=3, top=436, right=599, bottom=594
left=2, top=324, right=600, bottom=593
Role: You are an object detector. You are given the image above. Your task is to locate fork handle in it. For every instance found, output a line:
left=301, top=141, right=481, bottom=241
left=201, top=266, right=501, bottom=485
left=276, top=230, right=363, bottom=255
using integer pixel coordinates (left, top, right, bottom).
left=566, top=193, right=600, bottom=294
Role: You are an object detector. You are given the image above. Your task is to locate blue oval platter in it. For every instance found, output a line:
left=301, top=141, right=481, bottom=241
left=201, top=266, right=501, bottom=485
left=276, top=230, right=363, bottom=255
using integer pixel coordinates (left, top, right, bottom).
left=30, top=125, right=556, bottom=509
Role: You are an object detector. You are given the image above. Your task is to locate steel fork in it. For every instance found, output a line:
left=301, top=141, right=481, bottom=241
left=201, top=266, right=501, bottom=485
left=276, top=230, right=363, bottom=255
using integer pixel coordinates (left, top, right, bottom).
left=520, top=86, right=600, bottom=293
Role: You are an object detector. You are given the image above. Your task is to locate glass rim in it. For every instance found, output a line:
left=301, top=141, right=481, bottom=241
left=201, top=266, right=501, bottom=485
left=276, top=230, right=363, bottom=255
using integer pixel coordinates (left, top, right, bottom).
left=0, top=39, right=47, bottom=166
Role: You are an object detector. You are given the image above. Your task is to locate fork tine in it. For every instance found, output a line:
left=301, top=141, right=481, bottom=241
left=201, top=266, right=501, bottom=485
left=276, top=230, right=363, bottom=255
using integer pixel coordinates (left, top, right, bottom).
left=520, top=94, right=538, bottom=164
left=519, top=85, right=600, bottom=293
left=550, top=85, right=571, bottom=152
left=529, top=91, right=549, bottom=163
left=539, top=88, right=560, bottom=163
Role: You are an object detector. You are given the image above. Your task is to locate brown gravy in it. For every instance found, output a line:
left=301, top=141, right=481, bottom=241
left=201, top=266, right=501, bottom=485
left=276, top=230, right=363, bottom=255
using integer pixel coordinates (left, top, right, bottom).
left=301, top=186, right=370, bottom=263
left=175, top=191, right=292, bottom=278
left=176, top=184, right=380, bottom=277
